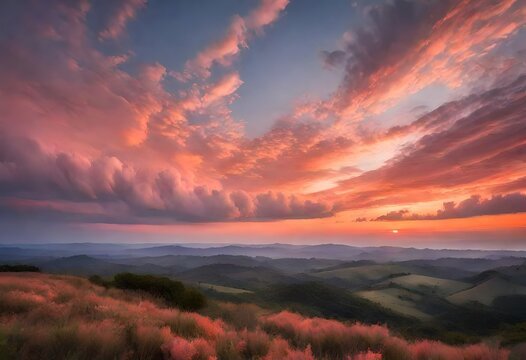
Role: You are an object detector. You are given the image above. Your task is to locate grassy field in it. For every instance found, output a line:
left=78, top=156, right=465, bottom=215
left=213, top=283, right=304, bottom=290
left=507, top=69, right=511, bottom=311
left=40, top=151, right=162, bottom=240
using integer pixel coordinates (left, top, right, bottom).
left=380, top=274, right=471, bottom=296
left=312, top=264, right=415, bottom=284
left=448, top=276, right=526, bottom=305
left=198, top=282, right=253, bottom=294
left=356, top=287, right=432, bottom=320
left=0, top=272, right=517, bottom=360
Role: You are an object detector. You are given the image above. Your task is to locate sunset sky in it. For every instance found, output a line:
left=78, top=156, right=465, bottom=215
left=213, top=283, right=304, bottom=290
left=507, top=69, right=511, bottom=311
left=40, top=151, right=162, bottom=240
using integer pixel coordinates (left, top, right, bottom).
left=1, top=0, right=525, bottom=248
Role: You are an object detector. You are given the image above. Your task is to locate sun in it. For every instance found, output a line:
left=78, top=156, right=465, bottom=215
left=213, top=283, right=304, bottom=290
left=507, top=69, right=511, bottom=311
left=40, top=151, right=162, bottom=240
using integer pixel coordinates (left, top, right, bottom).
left=392, top=229, right=399, bottom=234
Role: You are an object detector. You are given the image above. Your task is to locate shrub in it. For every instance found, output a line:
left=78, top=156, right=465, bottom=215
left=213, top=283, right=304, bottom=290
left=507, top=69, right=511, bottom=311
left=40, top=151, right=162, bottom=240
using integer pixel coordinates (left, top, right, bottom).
left=164, top=336, right=215, bottom=360
left=264, top=338, right=315, bottom=360
left=215, top=331, right=243, bottom=360
left=0, top=264, right=40, bottom=272
left=88, top=275, right=109, bottom=287
left=112, top=273, right=206, bottom=311
left=183, top=287, right=207, bottom=311
left=208, top=302, right=261, bottom=330
left=350, top=350, right=382, bottom=360
left=127, top=324, right=167, bottom=360
left=382, top=337, right=411, bottom=360
left=238, top=329, right=271, bottom=359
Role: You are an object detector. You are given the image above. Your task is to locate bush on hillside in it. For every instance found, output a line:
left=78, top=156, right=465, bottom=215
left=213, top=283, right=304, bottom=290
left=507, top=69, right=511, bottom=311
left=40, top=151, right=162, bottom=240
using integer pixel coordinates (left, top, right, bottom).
left=0, top=264, right=40, bottom=272
left=109, top=273, right=206, bottom=311
left=88, top=275, right=109, bottom=287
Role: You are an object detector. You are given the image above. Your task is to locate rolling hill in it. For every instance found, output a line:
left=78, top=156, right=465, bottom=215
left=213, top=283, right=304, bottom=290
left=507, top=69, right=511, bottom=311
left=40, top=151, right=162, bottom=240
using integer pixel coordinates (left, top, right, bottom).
left=448, top=275, right=526, bottom=306
left=356, top=286, right=432, bottom=320
left=310, top=263, right=466, bottom=289
left=177, top=263, right=296, bottom=290
left=491, top=262, right=526, bottom=285
left=401, top=257, right=526, bottom=273
left=255, top=281, right=413, bottom=326
left=379, top=274, right=471, bottom=296
left=312, top=263, right=416, bottom=287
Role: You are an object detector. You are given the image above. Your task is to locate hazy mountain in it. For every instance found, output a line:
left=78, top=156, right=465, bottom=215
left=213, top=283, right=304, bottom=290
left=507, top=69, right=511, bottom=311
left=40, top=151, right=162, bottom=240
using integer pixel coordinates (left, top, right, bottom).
left=3, top=243, right=525, bottom=262
left=38, top=255, right=171, bottom=276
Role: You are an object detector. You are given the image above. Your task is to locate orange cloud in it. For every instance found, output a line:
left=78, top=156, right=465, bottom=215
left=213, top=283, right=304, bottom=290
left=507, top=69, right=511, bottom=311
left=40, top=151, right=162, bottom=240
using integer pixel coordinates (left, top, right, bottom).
left=324, top=0, right=525, bottom=118
left=201, top=72, right=243, bottom=106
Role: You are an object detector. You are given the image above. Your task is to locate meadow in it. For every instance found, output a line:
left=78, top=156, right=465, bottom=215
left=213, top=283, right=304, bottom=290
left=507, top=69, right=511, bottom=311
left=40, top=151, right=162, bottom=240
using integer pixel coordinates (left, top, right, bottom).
left=0, top=272, right=520, bottom=360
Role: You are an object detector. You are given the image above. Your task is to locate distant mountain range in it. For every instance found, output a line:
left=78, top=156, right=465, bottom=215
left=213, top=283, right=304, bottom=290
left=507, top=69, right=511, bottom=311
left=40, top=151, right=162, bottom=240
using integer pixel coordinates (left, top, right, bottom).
left=2, top=243, right=525, bottom=261
left=2, top=241, right=526, bottom=344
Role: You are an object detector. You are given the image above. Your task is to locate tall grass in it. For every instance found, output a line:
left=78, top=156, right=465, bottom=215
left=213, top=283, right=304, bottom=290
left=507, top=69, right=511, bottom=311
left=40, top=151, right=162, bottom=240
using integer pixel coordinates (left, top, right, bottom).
left=0, top=273, right=513, bottom=360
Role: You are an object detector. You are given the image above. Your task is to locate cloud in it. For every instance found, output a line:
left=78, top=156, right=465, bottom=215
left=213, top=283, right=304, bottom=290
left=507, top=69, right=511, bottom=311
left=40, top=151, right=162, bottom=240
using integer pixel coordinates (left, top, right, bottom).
left=246, top=0, right=289, bottom=30
left=321, top=50, right=346, bottom=69
left=374, top=193, right=526, bottom=221
left=201, top=72, right=243, bottom=106
left=175, top=0, right=289, bottom=80
left=99, top=0, right=147, bottom=40
left=334, top=74, right=526, bottom=210
left=218, top=118, right=354, bottom=191
left=255, top=192, right=333, bottom=220
left=0, top=135, right=332, bottom=223
left=354, top=217, right=367, bottom=222
left=326, top=0, right=525, bottom=117
left=0, top=0, right=524, bottom=231
left=374, top=210, right=409, bottom=221
left=0, top=0, right=167, bottom=149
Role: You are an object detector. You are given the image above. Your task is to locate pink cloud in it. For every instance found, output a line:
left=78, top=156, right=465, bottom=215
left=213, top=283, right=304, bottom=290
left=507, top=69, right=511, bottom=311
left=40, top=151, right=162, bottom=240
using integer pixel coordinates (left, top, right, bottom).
left=331, top=75, right=526, bottom=211
left=324, top=0, right=525, bottom=118
left=0, top=0, right=524, bottom=232
left=99, top=0, right=147, bottom=40
left=175, top=0, right=289, bottom=80
left=201, top=72, right=243, bottom=106
left=0, top=135, right=332, bottom=222
left=246, top=0, right=289, bottom=30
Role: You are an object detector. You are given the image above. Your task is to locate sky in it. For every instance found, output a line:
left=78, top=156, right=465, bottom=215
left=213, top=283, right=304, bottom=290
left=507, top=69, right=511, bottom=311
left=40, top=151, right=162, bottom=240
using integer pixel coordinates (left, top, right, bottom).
left=0, top=0, right=525, bottom=249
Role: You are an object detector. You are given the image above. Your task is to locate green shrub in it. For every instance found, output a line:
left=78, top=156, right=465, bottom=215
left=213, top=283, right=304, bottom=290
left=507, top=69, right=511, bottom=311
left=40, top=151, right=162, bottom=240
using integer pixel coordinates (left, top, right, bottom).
left=0, top=265, right=40, bottom=272
left=182, top=287, right=207, bottom=311
left=88, top=275, right=110, bottom=288
left=112, top=273, right=206, bottom=311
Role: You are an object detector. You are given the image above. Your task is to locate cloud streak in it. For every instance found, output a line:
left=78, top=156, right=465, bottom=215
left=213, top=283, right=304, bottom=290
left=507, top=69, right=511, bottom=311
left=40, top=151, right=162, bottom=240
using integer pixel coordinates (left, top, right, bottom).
left=375, top=193, right=526, bottom=221
left=175, top=0, right=289, bottom=80
left=325, top=0, right=525, bottom=118
left=333, top=75, right=526, bottom=211
left=99, top=0, right=147, bottom=40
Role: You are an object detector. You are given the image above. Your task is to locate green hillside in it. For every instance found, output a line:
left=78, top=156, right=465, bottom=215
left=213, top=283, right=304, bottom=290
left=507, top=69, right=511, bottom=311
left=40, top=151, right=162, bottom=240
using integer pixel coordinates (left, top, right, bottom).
left=380, top=274, right=471, bottom=296
left=448, top=276, right=526, bottom=305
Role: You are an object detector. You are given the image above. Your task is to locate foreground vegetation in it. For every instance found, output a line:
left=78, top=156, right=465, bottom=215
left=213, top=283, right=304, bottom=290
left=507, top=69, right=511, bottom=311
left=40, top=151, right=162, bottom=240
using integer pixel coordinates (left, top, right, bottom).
left=89, top=273, right=206, bottom=311
left=0, top=273, right=522, bottom=359
left=0, top=264, right=40, bottom=272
